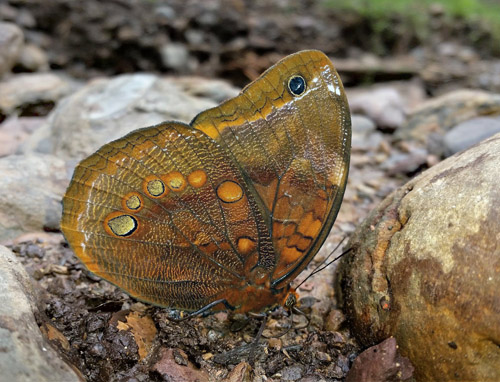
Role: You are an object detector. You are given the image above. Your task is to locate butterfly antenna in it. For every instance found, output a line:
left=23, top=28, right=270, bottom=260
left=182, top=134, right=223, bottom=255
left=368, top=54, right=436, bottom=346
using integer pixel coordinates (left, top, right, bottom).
left=295, top=236, right=351, bottom=290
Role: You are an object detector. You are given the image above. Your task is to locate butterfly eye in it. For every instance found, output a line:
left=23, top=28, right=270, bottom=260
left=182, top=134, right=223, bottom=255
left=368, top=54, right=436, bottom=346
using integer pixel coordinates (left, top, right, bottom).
left=288, top=75, right=306, bottom=96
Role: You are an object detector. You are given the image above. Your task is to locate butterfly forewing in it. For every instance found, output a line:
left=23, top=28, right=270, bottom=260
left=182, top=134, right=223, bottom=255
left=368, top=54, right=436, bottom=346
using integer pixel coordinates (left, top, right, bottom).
left=191, top=50, right=351, bottom=289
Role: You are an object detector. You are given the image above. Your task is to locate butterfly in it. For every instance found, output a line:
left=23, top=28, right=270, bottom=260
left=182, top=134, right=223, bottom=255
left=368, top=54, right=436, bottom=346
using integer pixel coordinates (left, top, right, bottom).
left=61, top=50, right=351, bottom=316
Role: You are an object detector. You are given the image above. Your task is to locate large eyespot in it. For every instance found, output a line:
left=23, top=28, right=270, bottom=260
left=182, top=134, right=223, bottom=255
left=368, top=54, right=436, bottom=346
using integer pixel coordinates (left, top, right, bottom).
left=288, top=75, right=306, bottom=96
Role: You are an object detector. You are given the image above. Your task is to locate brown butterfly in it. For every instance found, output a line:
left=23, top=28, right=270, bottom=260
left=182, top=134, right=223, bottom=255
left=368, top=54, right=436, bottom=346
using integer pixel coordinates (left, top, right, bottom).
left=61, top=50, right=351, bottom=316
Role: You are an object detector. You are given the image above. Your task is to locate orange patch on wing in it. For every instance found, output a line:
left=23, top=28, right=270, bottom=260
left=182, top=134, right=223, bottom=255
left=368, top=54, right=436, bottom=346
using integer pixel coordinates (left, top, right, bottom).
left=163, top=171, right=186, bottom=192
left=297, top=237, right=312, bottom=251
left=217, top=180, right=243, bottom=203
left=297, top=212, right=322, bottom=238
left=237, top=237, right=256, bottom=255
left=281, top=246, right=304, bottom=264
left=187, top=170, right=207, bottom=188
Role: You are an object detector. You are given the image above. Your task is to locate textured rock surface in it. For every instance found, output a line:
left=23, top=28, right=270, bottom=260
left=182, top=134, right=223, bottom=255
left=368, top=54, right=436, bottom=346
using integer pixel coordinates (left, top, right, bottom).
left=443, top=116, right=500, bottom=156
left=0, top=245, right=81, bottom=381
left=0, top=154, right=72, bottom=242
left=0, top=72, right=75, bottom=116
left=0, top=22, right=23, bottom=77
left=398, top=89, right=500, bottom=144
left=345, top=337, right=414, bottom=382
left=336, top=133, right=500, bottom=381
left=20, top=74, right=239, bottom=160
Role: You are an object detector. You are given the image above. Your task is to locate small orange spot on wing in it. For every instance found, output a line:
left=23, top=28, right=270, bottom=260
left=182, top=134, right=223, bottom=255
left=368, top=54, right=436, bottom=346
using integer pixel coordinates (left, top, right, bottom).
left=163, top=171, right=186, bottom=192
left=237, top=237, right=256, bottom=255
left=187, top=170, right=207, bottom=188
left=217, top=180, right=243, bottom=203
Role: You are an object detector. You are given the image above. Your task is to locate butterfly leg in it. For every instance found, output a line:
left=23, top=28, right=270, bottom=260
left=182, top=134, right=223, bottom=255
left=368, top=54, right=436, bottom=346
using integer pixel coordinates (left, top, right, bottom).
left=248, top=313, right=267, bottom=366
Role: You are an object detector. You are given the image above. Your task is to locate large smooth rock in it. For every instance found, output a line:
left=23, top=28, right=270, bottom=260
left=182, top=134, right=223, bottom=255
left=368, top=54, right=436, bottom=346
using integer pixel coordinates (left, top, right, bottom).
left=0, top=245, right=81, bottom=381
left=0, top=154, right=72, bottom=243
left=336, top=133, right=500, bottom=381
left=0, top=22, right=23, bottom=77
left=20, top=74, right=239, bottom=160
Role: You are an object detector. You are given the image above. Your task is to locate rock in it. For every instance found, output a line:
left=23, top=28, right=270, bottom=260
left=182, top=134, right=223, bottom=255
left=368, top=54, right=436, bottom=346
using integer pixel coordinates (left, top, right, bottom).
left=0, top=22, right=23, bottom=77
left=398, top=89, right=500, bottom=144
left=336, top=133, right=500, bottom=381
left=0, top=245, right=81, bottom=381
left=346, top=81, right=425, bottom=132
left=160, top=43, right=195, bottom=72
left=0, top=73, right=76, bottom=117
left=345, top=337, right=414, bottom=382
left=20, top=74, right=239, bottom=160
left=16, top=43, right=50, bottom=72
left=222, top=362, right=251, bottom=382
left=442, top=116, right=500, bottom=156
left=280, top=365, right=303, bottom=381
left=351, top=114, right=376, bottom=134
left=324, top=309, right=345, bottom=332
left=153, top=348, right=209, bottom=382
left=382, top=146, right=429, bottom=176
left=0, top=154, right=72, bottom=243
left=175, top=76, right=240, bottom=103
left=0, top=116, right=46, bottom=157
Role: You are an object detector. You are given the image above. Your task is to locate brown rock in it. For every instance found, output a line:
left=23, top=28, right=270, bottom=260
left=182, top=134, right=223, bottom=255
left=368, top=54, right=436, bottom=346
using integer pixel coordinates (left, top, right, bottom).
left=346, top=337, right=414, bottom=382
left=153, top=348, right=209, bottom=382
left=336, top=133, right=500, bottom=381
left=223, top=362, right=251, bottom=382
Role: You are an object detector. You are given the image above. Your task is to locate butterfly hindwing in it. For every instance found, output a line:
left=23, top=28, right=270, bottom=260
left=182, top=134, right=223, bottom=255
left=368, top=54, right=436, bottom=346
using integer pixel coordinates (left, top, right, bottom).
left=62, top=122, right=274, bottom=310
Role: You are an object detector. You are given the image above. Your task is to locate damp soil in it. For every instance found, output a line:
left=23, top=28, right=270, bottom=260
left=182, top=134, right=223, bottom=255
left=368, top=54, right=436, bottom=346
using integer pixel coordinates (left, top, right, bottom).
left=9, top=237, right=360, bottom=381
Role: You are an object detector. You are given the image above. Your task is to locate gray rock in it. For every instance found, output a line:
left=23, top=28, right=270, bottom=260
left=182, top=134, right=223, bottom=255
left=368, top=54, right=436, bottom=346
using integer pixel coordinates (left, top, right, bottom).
left=20, top=74, right=239, bottom=160
left=0, top=245, right=81, bottom=381
left=347, top=81, right=425, bottom=132
left=160, top=43, right=195, bottom=72
left=443, top=116, right=500, bottom=156
left=0, top=154, right=72, bottom=243
left=0, top=22, right=23, bottom=77
left=352, top=114, right=376, bottom=134
left=0, top=116, right=46, bottom=157
left=175, top=76, right=239, bottom=103
left=16, top=43, right=50, bottom=72
left=0, top=72, right=76, bottom=116
left=398, top=89, right=500, bottom=144
left=351, top=114, right=380, bottom=152
left=281, top=365, right=303, bottom=381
